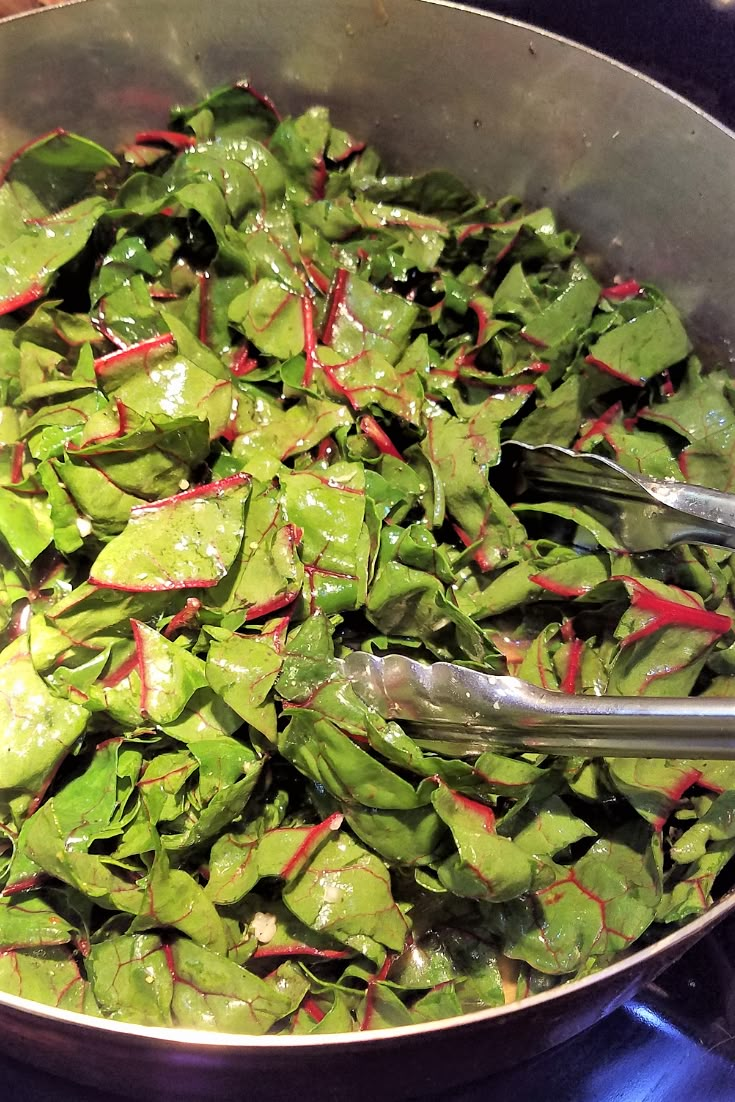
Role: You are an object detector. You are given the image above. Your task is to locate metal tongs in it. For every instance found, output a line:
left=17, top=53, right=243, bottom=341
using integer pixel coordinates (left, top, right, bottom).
left=509, top=442, right=735, bottom=552
left=337, top=445, right=735, bottom=759
left=340, top=652, right=735, bottom=759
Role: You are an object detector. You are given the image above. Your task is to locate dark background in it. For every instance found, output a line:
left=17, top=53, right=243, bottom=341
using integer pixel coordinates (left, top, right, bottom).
left=475, top=0, right=735, bottom=125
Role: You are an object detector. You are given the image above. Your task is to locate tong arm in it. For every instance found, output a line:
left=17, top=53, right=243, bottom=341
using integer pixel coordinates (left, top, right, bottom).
left=340, top=652, right=735, bottom=759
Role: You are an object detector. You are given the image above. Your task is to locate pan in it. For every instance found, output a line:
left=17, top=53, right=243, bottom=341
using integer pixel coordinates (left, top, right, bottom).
left=0, top=1, right=734, bottom=1097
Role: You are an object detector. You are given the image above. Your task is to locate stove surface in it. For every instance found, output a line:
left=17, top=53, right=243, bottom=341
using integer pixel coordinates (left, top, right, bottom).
left=476, top=0, right=735, bottom=127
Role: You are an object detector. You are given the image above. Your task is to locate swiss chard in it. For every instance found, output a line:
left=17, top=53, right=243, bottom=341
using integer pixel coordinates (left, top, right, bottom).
left=0, top=80, right=731, bottom=1041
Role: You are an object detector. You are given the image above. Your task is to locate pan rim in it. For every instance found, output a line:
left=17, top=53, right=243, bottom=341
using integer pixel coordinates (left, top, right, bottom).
left=0, top=0, right=734, bottom=1050
left=1, top=887, right=734, bottom=1047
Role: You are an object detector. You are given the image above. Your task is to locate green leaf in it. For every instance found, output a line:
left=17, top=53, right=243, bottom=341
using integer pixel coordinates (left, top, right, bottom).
left=170, top=82, right=280, bottom=144
left=587, top=292, right=690, bottom=385
left=343, top=803, right=446, bottom=866
left=89, top=924, right=301, bottom=1033
left=607, top=576, right=730, bottom=696
left=283, top=832, right=409, bottom=962
left=431, top=783, right=538, bottom=902
left=132, top=854, right=227, bottom=953
left=162, top=753, right=264, bottom=853
left=512, top=372, right=588, bottom=448
left=522, top=259, right=600, bottom=348
left=656, top=840, right=735, bottom=923
left=607, top=759, right=694, bottom=826
left=3, top=129, right=117, bottom=212
left=0, top=948, right=96, bottom=1014
left=107, top=344, right=234, bottom=441
left=0, top=892, right=73, bottom=948
left=279, top=712, right=422, bottom=810
left=203, top=479, right=304, bottom=617
left=422, top=406, right=526, bottom=571
left=71, top=405, right=211, bottom=500
left=500, top=825, right=662, bottom=974
left=0, top=637, right=87, bottom=827
left=356, top=982, right=414, bottom=1030
left=89, top=475, right=251, bottom=591
left=163, top=686, right=243, bottom=745
left=641, top=361, right=735, bottom=489
left=283, top=464, right=368, bottom=614
left=323, top=272, right=419, bottom=365
left=670, top=790, right=735, bottom=863
left=166, top=937, right=296, bottom=1033
left=0, top=485, right=53, bottom=565
left=504, top=795, right=596, bottom=858
left=229, top=280, right=305, bottom=358
left=0, top=194, right=108, bottom=313
left=132, top=620, right=208, bottom=724
left=206, top=631, right=282, bottom=737
left=87, top=934, right=173, bottom=1026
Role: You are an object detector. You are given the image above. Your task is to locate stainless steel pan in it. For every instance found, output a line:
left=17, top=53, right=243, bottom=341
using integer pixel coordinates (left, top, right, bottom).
left=1, top=1, right=735, bottom=1097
